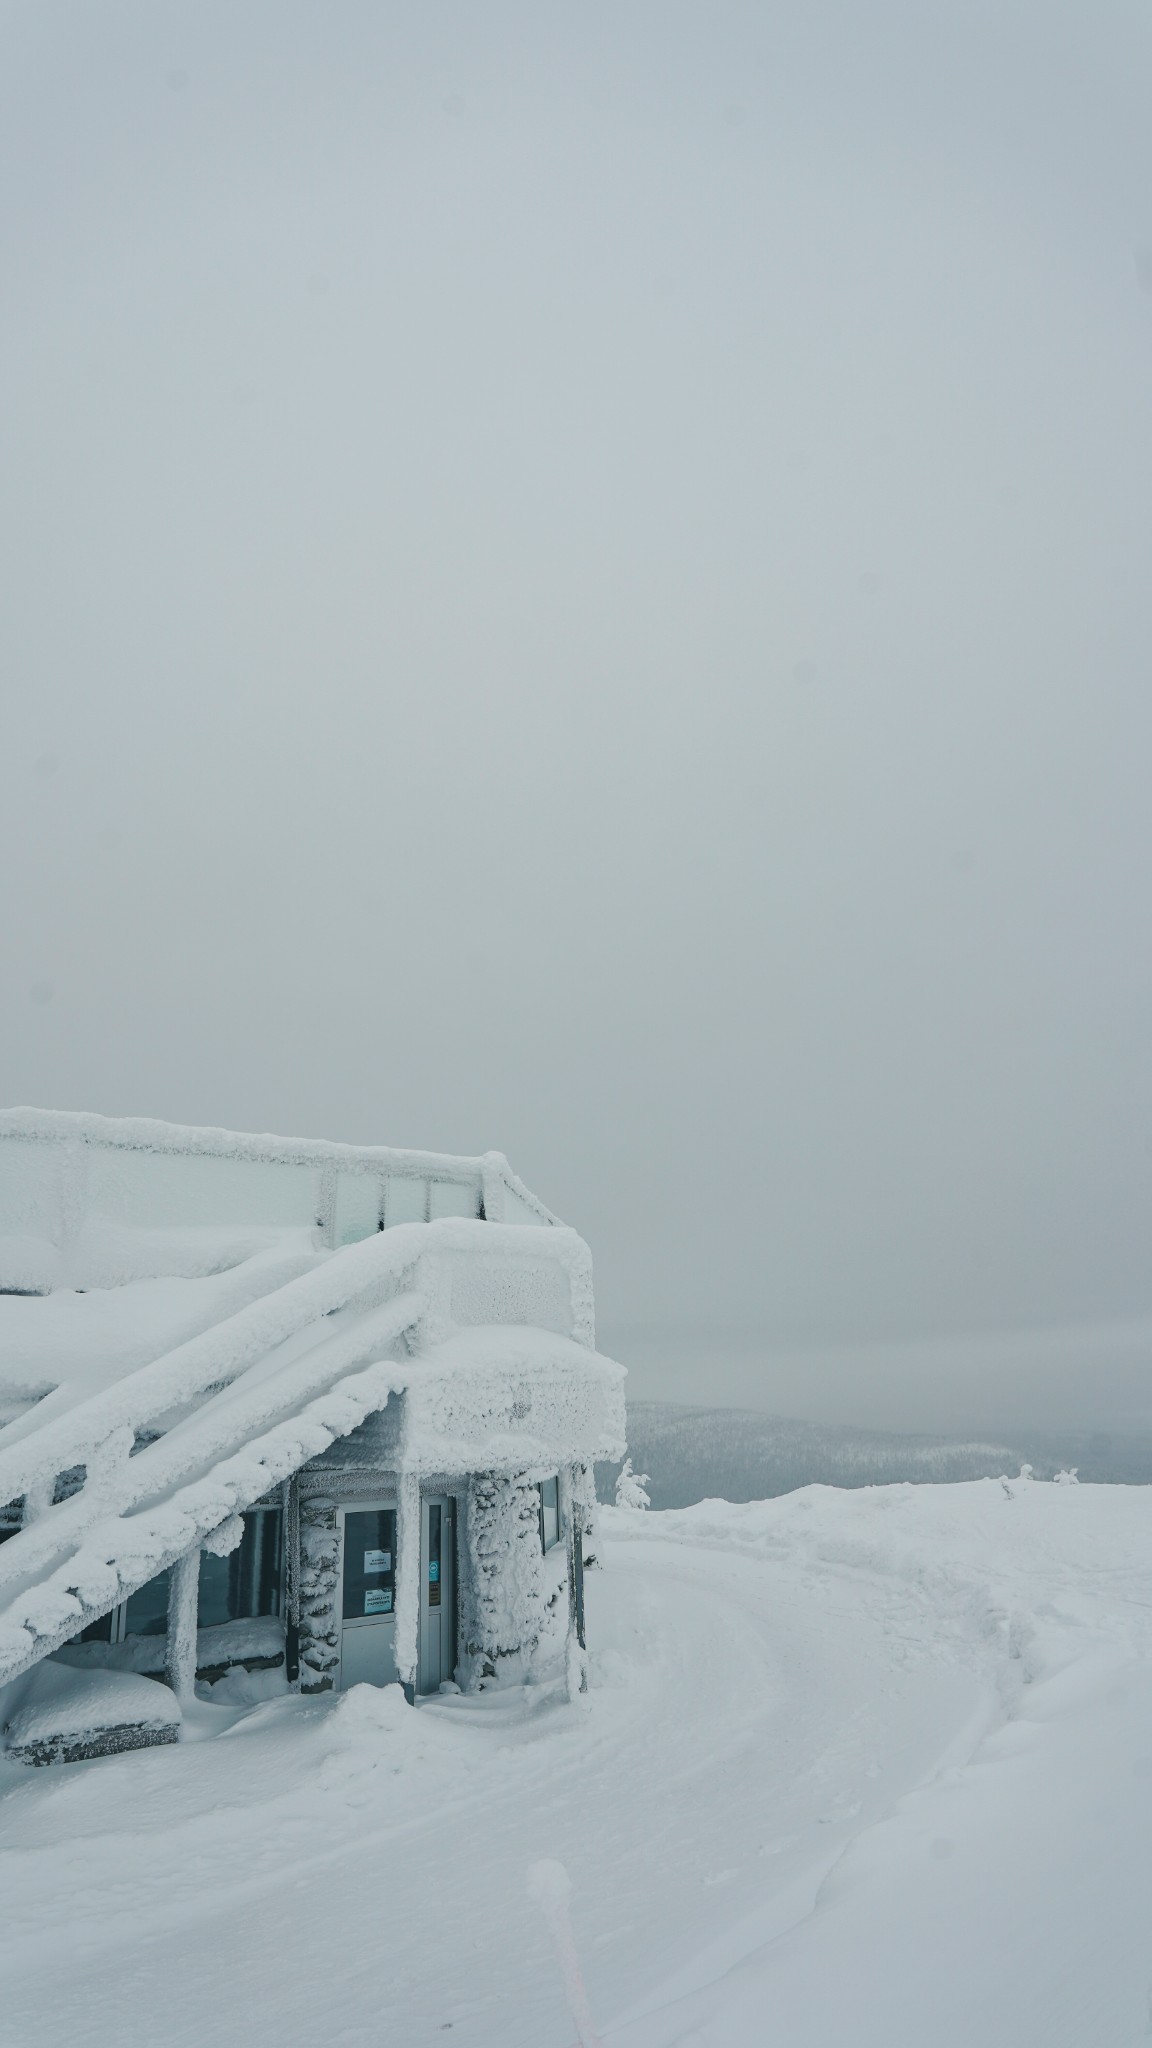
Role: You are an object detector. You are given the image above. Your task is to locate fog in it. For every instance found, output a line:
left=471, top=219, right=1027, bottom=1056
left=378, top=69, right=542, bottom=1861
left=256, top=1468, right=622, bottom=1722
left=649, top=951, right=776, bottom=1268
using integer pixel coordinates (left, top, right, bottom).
left=3, top=4, right=1151, bottom=1433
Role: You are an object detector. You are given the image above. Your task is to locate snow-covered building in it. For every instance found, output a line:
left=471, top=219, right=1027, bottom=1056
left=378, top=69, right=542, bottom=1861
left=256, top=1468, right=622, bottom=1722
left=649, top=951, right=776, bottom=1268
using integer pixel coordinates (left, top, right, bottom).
left=0, top=1109, right=625, bottom=1764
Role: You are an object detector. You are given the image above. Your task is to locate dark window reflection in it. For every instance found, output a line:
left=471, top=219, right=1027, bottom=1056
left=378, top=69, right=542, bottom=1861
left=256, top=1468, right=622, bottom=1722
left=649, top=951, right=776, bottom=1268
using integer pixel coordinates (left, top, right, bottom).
left=198, top=1508, right=283, bottom=1628
left=342, top=1508, right=396, bottom=1620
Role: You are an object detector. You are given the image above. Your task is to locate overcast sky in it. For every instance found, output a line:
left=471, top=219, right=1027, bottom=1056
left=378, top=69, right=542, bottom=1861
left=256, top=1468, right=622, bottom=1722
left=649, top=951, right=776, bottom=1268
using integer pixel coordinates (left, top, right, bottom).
left=3, top=3, right=1151, bottom=1420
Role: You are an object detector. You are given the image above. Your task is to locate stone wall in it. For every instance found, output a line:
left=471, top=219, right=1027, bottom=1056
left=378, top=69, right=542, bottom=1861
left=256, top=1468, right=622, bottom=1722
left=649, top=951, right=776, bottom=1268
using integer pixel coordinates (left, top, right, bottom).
left=296, top=1490, right=341, bottom=1694
left=459, top=1470, right=549, bottom=1689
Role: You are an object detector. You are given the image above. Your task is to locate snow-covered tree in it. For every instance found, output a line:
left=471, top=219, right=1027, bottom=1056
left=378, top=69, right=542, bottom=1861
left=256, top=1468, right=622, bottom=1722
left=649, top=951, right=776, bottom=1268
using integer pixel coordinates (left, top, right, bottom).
left=615, top=1457, right=651, bottom=1510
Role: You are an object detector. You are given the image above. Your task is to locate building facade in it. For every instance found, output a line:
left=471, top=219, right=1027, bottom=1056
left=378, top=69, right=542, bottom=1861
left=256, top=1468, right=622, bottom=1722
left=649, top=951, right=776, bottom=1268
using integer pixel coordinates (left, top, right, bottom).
left=0, top=1110, right=625, bottom=1762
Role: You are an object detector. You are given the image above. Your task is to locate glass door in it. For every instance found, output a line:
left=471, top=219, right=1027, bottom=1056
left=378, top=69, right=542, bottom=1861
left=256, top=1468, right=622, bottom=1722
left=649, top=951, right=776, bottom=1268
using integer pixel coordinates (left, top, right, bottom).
left=418, top=1495, right=455, bottom=1694
left=339, top=1503, right=399, bottom=1689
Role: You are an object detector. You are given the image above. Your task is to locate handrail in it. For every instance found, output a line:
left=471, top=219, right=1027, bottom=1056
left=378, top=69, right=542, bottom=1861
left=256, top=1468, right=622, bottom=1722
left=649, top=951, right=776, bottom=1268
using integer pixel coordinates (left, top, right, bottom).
left=0, top=1105, right=500, bottom=1182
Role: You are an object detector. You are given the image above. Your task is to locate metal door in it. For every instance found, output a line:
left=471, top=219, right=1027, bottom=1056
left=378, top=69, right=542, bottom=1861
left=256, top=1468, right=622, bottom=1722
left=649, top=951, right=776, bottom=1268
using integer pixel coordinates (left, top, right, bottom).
left=339, top=1503, right=399, bottom=1689
left=418, top=1495, right=455, bottom=1694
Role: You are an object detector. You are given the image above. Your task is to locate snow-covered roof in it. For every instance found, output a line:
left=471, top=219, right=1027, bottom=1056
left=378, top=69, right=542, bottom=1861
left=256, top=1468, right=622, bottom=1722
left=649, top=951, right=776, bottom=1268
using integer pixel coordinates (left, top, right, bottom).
left=0, top=1113, right=626, bottom=1691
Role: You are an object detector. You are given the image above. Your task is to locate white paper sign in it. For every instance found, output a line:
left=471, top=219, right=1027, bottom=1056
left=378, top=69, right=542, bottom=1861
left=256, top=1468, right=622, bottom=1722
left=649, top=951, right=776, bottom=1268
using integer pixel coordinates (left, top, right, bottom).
left=364, top=1549, right=391, bottom=1573
left=364, top=1588, right=393, bottom=1615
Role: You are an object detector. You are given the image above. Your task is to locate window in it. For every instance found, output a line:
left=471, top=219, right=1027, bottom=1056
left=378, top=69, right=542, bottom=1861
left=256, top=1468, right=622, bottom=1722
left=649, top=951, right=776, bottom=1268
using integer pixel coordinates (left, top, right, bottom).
left=198, top=1508, right=283, bottom=1629
left=124, top=1568, right=171, bottom=1638
left=539, top=1476, right=560, bottom=1553
left=67, top=1508, right=285, bottom=1648
left=76, top=1608, right=116, bottom=1644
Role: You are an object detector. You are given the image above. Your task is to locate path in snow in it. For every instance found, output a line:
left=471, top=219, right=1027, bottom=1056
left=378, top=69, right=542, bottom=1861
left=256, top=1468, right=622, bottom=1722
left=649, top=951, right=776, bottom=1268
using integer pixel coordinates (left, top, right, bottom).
left=1, top=1480, right=1149, bottom=2046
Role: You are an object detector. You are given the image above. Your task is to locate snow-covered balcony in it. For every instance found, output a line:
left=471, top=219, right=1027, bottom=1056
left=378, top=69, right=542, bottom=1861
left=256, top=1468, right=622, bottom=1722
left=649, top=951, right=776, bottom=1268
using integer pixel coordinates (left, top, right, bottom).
left=0, top=1105, right=558, bottom=1296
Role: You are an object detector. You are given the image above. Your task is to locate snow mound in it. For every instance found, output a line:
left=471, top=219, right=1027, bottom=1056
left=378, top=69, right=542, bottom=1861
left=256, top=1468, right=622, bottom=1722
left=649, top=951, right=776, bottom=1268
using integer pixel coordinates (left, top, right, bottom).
left=3, top=1658, right=180, bottom=1765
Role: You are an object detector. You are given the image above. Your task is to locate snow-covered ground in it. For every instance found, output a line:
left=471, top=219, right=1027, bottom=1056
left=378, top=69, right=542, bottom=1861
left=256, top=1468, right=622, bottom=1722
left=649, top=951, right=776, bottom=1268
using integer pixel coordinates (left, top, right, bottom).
left=2, top=1476, right=1151, bottom=2047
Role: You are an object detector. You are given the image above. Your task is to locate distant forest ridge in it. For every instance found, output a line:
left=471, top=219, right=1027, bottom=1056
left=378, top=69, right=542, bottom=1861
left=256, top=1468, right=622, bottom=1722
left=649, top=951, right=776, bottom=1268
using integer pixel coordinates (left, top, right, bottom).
left=596, top=1401, right=1152, bottom=1509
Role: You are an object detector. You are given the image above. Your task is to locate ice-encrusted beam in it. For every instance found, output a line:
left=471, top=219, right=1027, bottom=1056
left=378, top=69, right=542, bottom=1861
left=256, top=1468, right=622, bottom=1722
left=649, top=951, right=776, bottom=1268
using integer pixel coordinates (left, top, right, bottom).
left=0, top=1221, right=592, bottom=1520
left=0, top=1294, right=424, bottom=1603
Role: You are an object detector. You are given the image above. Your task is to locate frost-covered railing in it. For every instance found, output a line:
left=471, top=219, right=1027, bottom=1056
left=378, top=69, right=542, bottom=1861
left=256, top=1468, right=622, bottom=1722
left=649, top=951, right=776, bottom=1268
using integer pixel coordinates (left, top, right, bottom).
left=0, top=1109, right=560, bottom=1293
left=0, top=1219, right=597, bottom=1687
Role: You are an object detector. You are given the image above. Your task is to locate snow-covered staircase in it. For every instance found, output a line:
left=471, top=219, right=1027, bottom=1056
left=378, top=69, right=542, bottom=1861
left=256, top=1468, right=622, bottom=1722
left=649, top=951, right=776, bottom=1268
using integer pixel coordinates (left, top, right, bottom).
left=0, top=1230, right=436, bottom=1687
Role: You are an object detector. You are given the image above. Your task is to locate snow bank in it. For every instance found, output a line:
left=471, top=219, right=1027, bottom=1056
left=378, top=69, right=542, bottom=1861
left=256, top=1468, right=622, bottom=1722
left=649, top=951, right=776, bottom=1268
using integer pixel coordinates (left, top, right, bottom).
left=3, top=1659, right=180, bottom=1765
left=598, top=1479, right=1152, bottom=2048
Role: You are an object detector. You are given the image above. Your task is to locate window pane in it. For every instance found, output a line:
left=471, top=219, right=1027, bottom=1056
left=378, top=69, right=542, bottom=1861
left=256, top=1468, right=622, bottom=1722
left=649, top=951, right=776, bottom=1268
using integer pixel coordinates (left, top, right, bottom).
left=78, top=1609, right=115, bottom=1644
left=541, top=1476, right=560, bottom=1552
left=252, top=1508, right=283, bottom=1616
left=428, top=1180, right=480, bottom=1220
left=335, top=1172, right=383, bottom=1246
left=198, top=1550, right=233, bottom=1628
left=124, top=1569, right=171, bottom=1637
left=427, top=1503, right=441, bottom=1608
left=385, top=1177, right=426, bottom=1225
left=342, top=1509, right=396, bottom=1620
left=197, top=1509, right=283, bottom=1628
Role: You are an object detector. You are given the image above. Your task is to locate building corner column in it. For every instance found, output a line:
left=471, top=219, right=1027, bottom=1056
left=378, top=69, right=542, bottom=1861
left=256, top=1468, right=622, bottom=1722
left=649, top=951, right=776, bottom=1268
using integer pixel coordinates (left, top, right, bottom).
left=394, top=1471, right=421, bottom=1701
left=166, top=1548, right=200, bottom=1707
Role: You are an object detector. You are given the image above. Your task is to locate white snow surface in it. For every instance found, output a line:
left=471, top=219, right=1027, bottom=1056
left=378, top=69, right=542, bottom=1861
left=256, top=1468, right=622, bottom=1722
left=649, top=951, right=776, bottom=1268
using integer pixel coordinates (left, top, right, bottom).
left=2, top=1476, right=1150, bottom=2046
